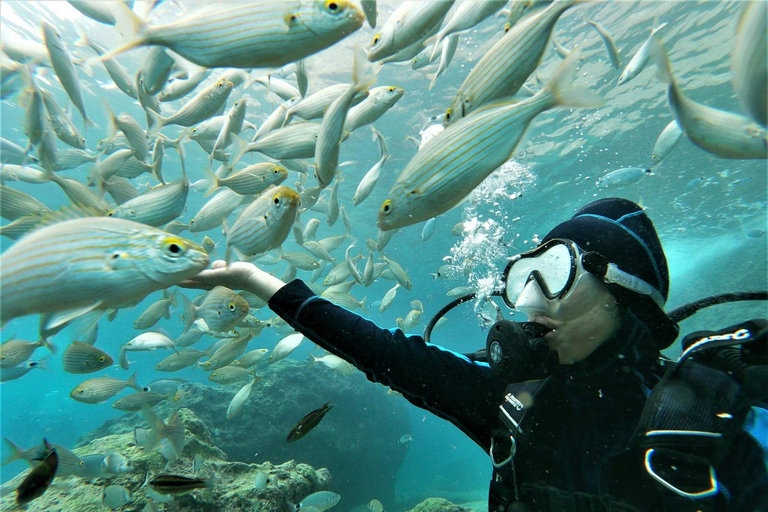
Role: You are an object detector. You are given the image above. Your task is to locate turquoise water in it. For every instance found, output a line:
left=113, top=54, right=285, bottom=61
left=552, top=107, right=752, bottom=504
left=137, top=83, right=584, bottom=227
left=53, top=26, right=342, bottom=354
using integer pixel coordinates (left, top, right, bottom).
left=1, top=0, right=766, bottom=509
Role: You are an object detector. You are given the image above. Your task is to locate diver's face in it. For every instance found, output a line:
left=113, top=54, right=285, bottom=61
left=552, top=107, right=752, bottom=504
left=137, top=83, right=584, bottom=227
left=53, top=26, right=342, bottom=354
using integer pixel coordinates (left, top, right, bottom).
left=514, top=273, right=621, bottom=365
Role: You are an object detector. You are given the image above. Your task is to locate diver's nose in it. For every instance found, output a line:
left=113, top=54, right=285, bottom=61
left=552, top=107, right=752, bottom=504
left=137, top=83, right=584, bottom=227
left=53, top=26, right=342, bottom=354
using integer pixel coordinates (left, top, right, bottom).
left=514, top=278, right=552, bottom=318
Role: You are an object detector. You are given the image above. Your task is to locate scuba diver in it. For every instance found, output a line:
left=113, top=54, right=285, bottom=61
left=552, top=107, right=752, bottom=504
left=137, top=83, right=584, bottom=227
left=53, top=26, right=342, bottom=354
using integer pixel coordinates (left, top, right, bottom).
left=183, top=198, right=768, bottom=512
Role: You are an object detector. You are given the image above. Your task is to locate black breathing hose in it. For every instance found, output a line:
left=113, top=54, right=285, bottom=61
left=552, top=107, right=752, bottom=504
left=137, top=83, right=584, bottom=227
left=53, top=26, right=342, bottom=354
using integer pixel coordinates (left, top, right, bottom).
left=667, top=291, right=768, bottom=324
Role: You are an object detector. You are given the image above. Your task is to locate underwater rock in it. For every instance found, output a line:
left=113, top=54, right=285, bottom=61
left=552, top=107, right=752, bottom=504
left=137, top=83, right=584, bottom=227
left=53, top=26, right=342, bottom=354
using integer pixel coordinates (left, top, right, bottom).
left=0, top=408, right=331, bottom=512
left=407, top=497, right=474, bottom=512
left=80, top=360, right=411, bottom=508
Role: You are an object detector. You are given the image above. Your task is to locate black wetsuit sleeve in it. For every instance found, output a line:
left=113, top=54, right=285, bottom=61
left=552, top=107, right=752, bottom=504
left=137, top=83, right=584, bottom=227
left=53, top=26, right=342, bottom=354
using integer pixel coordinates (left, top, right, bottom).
left=268, top=279, right=507, bottom=450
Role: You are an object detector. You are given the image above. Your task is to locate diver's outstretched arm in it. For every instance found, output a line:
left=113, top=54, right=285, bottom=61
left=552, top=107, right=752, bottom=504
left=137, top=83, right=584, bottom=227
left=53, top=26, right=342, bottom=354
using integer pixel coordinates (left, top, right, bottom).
left=180, top=260, right=285, bottom=301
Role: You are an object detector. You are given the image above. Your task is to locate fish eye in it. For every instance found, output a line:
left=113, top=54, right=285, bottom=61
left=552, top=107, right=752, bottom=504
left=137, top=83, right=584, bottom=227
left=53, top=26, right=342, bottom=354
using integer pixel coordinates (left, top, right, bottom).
left=324, top=0, right=340, bottom=13
left=388, top=86, right=395, bottom=92
left=228, top=301, right=236, bottom=311
left=273, top=195, right=282, bottom=206
left=504, top=22, right=511, bottom=33
left=381, top=199, right=392, bottom=214
left=372, top=34, right=381, bottom=46
left=163, top=237, right=187, bottom=257
left=98, top=356, right=105, bottom=362
left=445, top=109, right=452, bottom=120
left=107, top=211, right=115, bottom=217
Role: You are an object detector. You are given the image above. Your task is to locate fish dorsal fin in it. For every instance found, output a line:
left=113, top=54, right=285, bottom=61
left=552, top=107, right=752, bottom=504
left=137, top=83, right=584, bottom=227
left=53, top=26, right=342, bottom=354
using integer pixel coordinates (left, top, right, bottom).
left=34, top=205, right=108, bottom=230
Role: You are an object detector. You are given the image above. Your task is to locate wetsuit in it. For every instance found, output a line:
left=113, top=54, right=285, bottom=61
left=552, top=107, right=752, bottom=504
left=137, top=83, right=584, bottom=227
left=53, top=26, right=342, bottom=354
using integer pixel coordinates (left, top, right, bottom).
left=269, top=280, right=768, bottom=512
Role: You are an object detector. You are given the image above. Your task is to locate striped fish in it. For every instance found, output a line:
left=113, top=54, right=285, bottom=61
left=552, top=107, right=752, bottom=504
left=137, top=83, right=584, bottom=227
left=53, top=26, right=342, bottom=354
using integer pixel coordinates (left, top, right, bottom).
left=236, top=122, right=321, bottom=162
left=45, top=170, right=112, bottom=213
left=112, top=391, right=168, bottom=411
left=650, top=36, right=767, bottom=159
left=0, top=216, right=43, bottom=241
left=617, top=21, right=667, bottom=86
left=75, top=29, right=137, bottom=99
left=149, top=79, right=234, bottom=130
left=226, top=377, right=256, bottom=419
left=70, top=372, right=142, bottom=404
left=253, top=75, right=300, bottom=102
left=0, top=338, right=55, bottom=368
left=107, top=1, right=364, bottom=69
left=189, top=188, right=244, bottom=233
left=104, top=102, right=148, bottom=162
left=445, top=0, right=580, bottom=125
left=180, top=286, right=249, bottom=333
left=203, top=163, right=287, bottom=197
left=315, top=46, right=375, bottom=187
left=109, top=169, right=188, bottom=227
left=378, top=50, right=602, bottom=231
left=155, top=348, right=209, bottom=372
left=345, top=86, right=404, bottom=133
left=367, top=1, right=454, bottom=62
left=199, top=334, right=252, bottom=371
left=252, top=97, right=299, bottom=142
left=285, top=84, right=367, bottom=124
left=226, top=186, right=301, bottom=262
left=0, top=185, right=51, bottom=220
left=159, top=69, right=212, bottom=102
left=40, top=90, right=86, bottom=149
left=0, top=217, right=209, bottom=325
left=651, top=120, right=683, bottom=164
left=61, top=342, right=113, bottom=374
left=41, top=21, right=90, bottom=126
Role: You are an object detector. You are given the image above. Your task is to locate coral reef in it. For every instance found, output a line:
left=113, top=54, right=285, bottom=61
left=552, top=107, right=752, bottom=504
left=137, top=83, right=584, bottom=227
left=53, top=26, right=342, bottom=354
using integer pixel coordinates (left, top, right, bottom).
left=406, top=498, right=474, bottom=512
left=0, top=407, right=331, bottom=512
left=80, top=360, right=411, bottom=507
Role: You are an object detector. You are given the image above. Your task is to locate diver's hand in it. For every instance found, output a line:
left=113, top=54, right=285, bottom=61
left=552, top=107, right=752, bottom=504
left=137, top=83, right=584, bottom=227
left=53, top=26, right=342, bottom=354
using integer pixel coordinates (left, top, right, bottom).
left=180, top=260, right=286, bottom=301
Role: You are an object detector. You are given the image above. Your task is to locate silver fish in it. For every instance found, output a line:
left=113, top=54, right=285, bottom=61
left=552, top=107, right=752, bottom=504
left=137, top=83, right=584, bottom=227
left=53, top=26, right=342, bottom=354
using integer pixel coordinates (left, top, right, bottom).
left=189, top=188, right=244, bottom=233
left=344, top=86, right=404, bottom=133
left=237, top=122, right=321, bottom=161
left=651, top=120, right=684, bottom=164
left=617, top=21, right=667, bottom=86
left=0, top=338, right=55, bottom=369
left=199, top=334, right=252, bottom=371
left=180, top=286, right=250, bottom=333
left=41, top=21, right=91, bottom=126
left=595, top=167, right=653, bottom=189
left=585, top=16, right=621, bottom=70
left=204, top=163, right=287, bottom=197
left=150, top=78, right=234, bottom=130
left=159, top=69, right=212, bottom=102
left=108, top=1, right=364, bottom=69
left=0, top=217, right=208, bottom=325
left=226, top=376, right=256, bottom=420
left=367, top=1, right=454, bottom=62
left=112, top=391, right=168, bottom=411
left=226, top=186, right=301, bottom=262
left=731, top=1, right=767, bottom=126
left=155, top=348, right=209, bottom=372
left=109, top=170, right=189, bottom=227
left=62, top=342, right=113, bottom=374
left=74, top=29, right=137, bottom=99
left=379, top=50, right=601, bottom=230
left=70, top=372, right=143, bottom=404
left=650, top=36, right=767, bottom=159
left=445, top=0, right=580, bottom=125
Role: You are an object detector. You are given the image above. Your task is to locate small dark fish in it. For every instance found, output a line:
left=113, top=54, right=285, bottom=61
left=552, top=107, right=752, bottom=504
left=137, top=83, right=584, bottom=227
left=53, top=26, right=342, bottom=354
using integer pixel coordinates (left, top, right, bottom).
left=148, top=473, right=213, bottom=495
left=286, top=401, right=334, bottom=443
left=16, top=441, right=58, bottom=505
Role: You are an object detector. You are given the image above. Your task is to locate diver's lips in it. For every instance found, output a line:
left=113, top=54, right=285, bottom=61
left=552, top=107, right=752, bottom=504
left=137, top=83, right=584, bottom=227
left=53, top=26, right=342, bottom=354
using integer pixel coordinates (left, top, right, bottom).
left=530, top=315, right=560, bottom=338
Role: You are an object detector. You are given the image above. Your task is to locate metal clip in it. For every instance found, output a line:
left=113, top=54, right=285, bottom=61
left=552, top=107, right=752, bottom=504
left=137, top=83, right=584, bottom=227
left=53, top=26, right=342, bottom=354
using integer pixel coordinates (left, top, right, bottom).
left=490, top=435, right=516, bottom=468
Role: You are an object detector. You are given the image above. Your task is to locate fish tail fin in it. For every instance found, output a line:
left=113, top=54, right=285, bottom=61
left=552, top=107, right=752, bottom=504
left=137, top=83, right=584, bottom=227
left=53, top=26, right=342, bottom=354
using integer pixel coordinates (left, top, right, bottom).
left=352, top=44, right=376, bottom=93
left=140, top=405, right=164, bottom=452
left=177, top=293, right=196, bottom=333
left=1, top=438, right=24, bottom=466
left=546, top=49, right=604, bottom=109
left=118, top=346, right=131, bottom=370
left=648, top=34, right=674, bottom=84
left=99, top=4, right=147, bottom=62
left=145, top=107, right=163, bottom=138
left=359, top=296, right=368, bottom=314
left=202, top=167, right=221, bottom=198
left=230, top=133, right=248, bottom=166
left=40, top=337, right=57, bottom=355
left=651, top=18, right=668, bottom=37
left=127, top=371, right=142, bottom=391
left=427, top=72, right=439, bottom=92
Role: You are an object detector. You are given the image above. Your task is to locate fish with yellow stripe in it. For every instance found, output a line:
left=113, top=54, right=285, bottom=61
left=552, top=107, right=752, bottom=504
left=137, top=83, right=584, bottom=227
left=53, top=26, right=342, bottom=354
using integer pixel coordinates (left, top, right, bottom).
left=0, top=215, right=209, bottom=326
left=105, top=0, right=364, bottom=69
left=378, top=50, right=602, bottom=231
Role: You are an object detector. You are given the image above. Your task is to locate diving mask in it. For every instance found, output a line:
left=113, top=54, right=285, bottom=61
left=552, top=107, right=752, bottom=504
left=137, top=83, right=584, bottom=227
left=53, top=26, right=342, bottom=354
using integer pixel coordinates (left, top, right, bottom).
left=501, top=239, right=665, bottom=313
